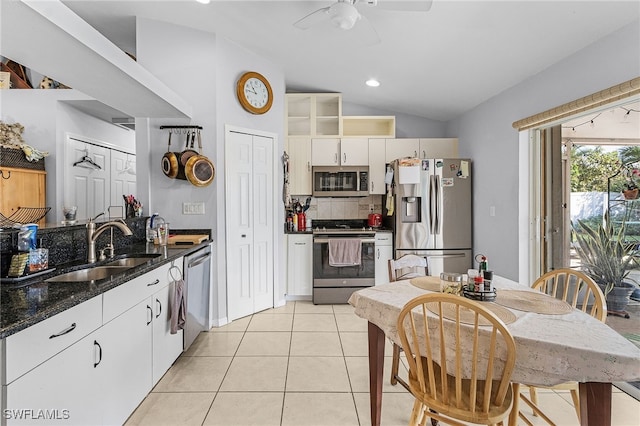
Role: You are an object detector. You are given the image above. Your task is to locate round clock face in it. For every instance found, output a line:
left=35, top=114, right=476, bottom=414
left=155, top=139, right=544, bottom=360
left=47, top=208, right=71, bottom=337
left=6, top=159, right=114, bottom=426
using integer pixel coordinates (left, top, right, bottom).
left=244, top=78, right=269, bottom=108
left=237, top=72, right=273, bottom=114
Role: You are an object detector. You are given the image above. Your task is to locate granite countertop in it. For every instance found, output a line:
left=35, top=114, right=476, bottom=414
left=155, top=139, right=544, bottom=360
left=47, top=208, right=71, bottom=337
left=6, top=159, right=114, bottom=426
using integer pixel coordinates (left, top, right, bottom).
left=0, top=240, right=211, bottom=339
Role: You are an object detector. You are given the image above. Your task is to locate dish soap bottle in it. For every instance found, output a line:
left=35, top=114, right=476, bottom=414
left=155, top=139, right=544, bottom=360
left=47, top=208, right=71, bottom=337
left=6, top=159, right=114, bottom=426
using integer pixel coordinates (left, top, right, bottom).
left=146, top=213, right=159, bottom=242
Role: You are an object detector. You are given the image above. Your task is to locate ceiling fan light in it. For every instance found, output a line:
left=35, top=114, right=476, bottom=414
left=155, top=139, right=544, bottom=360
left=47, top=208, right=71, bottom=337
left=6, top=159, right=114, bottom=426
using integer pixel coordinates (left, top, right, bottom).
left=328, top=3, right=360, bottom=30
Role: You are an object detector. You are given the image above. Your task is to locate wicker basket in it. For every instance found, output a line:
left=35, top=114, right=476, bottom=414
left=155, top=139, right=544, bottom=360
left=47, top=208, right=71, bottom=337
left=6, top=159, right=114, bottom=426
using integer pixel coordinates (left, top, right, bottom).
left=0, top=146, right=45, bottom=170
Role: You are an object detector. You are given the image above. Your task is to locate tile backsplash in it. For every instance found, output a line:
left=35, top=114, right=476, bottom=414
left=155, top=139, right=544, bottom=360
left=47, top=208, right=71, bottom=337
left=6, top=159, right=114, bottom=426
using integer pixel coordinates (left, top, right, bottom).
left=292, top=195, right=383, bottom=220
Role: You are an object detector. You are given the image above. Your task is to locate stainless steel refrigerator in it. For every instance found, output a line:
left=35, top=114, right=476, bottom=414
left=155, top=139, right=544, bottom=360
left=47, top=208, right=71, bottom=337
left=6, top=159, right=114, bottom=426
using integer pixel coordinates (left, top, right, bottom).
left=384, top=158, right=473, bottom=276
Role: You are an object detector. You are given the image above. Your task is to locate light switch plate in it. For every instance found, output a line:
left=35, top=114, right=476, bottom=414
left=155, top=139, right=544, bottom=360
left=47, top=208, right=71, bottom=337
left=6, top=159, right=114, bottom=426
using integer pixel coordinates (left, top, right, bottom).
left=183, top=202, right=205, bottom=215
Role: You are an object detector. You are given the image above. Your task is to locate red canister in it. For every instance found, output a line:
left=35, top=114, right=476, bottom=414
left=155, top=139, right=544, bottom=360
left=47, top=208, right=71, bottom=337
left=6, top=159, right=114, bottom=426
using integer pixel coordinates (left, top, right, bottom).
left=297, top=212, right=306, bottom=231
left=368, top=213, right=382, bottom=227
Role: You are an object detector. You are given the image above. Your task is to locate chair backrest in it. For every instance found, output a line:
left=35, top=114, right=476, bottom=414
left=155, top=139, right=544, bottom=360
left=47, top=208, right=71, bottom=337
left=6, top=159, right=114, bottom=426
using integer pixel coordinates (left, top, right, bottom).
left=397, top=293, right=517, bottom=419
left=532, top=268, right=607, bottom=321
left=388, top=254, right=428, bottom=282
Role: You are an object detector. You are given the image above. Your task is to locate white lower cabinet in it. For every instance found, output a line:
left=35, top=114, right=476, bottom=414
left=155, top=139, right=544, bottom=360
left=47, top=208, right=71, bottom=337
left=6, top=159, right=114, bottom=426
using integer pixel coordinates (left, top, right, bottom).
left=99, top=299, right=153, bottom=426
left=151, top=282, right=184, bottom=384
left=5, top=332, right=102, bottom=425
left=287, top=234, right=313, bottom=297
left=2, top=260, right=184, bottom=426
left=375, top=232, right=393, bottom=285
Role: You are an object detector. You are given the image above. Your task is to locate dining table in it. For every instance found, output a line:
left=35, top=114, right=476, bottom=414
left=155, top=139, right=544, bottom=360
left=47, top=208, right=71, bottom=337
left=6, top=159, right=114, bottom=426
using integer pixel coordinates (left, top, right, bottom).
left=348, top=275, right=640, bottom=426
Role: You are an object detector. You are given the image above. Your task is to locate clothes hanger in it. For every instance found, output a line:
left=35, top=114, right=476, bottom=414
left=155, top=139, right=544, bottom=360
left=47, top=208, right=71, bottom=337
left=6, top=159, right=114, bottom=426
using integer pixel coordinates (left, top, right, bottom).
left=73, top=147, right=102, bottom=170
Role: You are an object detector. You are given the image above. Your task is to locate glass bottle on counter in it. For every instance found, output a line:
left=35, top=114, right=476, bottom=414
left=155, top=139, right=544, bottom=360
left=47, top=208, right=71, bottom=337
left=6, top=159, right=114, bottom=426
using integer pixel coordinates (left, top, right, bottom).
left=146, top=213, right=159, bottom=242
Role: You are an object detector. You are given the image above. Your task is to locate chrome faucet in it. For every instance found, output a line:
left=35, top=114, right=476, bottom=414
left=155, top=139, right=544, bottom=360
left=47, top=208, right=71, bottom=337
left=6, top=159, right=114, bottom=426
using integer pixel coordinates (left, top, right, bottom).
left=86, top=213, right=133, bottom=263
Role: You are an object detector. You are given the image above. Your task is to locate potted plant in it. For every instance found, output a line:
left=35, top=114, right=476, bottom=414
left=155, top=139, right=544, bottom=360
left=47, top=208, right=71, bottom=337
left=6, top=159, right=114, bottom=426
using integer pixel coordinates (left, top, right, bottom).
left=618, top=147, right=640, bottom=199
left=622, top=173, right=639, bottom=200
left=572, top=211, right=639, bottom=315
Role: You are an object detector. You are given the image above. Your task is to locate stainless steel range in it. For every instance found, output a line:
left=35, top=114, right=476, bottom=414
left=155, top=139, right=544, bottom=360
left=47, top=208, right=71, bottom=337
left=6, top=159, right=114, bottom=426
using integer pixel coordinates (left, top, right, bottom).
left=312, top=220, right=376, bottom=304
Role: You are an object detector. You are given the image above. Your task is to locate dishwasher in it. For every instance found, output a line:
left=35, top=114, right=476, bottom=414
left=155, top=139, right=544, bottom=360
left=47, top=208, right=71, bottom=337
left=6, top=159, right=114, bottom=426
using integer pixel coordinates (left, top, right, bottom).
left=183, top=244, right=212, bottom=350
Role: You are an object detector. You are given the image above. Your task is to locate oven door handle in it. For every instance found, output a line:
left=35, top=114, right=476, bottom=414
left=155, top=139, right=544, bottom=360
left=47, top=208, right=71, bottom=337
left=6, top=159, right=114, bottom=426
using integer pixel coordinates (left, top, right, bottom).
left=313, top=238, right=376, bottom=244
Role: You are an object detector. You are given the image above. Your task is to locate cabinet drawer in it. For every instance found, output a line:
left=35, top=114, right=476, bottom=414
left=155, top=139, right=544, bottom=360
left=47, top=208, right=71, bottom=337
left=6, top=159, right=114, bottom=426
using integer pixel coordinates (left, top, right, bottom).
left=5, top=295, right=102, bottom=384
left=375, top=232, right=393, bottom=245
left=103, top=263, right=171, bottom=323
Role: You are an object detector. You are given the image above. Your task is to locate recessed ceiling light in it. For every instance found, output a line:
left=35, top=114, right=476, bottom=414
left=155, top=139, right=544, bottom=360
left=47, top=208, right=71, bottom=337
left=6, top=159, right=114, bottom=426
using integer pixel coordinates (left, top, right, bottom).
left=366, top=79, right=380, bottom=87
left=195, top=0, right=211, bottom=4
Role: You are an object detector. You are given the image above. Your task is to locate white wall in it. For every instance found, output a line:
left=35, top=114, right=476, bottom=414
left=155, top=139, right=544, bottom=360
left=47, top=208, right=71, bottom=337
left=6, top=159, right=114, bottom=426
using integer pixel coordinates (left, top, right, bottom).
left=343, top=101, right=447, bottom=138
left=136, top=18, right=286, bottom=325
left=1, top=90, right=134, bottom=223
left=446, top=20, right=640, bottom=281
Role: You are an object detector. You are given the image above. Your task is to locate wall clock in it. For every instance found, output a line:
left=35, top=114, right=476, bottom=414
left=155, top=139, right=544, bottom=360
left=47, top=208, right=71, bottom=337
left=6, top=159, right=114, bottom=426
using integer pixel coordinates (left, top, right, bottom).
left=236, top=71, right=273, bottom=115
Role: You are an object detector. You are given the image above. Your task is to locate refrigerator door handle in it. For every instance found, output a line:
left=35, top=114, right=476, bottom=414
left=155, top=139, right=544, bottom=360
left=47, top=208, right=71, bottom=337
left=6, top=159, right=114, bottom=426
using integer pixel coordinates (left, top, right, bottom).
left=434, top=174, right=441, bottom=235
left=429, top=174, right=436, bottom=234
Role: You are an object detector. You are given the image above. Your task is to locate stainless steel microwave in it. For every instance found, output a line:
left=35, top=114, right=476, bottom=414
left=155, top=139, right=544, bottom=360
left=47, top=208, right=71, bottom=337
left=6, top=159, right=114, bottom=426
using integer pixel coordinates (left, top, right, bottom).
left=312, top=166, right=369, bottom=197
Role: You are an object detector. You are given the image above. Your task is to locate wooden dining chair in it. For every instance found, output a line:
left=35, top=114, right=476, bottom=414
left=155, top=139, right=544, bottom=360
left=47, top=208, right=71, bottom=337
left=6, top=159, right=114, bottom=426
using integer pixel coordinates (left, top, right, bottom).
left=388, top=254, right=429, bottom=391
left=397, top=293, right=517, bottom=426
left=513, top=268, right=607, bottom=425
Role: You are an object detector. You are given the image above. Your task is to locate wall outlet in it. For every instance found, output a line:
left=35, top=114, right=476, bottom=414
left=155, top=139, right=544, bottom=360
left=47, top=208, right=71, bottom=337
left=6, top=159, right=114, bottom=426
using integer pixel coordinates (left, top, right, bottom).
left=183, top=202, right=205, bottom=215
left=369, top=203, right=375, bottom=212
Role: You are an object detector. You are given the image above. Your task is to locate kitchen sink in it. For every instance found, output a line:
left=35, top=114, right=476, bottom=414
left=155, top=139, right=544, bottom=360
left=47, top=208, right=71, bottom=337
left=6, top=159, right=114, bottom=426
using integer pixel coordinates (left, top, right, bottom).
left=45, top=266, right=131, bottom=283
left=44, top=254, right=161, bottom=283
left=105, top=254, right=161, bottom=268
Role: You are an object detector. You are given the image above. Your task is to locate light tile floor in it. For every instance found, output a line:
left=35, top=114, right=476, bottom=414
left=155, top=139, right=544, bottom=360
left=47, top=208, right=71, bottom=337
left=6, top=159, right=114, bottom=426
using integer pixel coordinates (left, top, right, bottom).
left=126, top=301, right=640, bottom=426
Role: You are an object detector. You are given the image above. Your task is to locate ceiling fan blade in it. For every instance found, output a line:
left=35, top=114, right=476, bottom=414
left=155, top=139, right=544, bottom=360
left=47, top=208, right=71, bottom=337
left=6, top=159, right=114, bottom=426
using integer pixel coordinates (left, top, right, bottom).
left=357, top=15, right=381, bottom=46
left=293, top=6, right=331, bottom=30
left=366, top=0, right=433, bottom=12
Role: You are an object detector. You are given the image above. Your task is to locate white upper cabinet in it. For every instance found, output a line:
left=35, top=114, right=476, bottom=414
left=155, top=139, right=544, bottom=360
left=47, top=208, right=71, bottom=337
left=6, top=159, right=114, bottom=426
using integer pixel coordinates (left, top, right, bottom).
left=288, top=138, right=312, bottom=195
left=286, top=93, right=341, bottom=137
left=340, top=138, right=369, bottom=165
left=311, top=138, right=368, bottom=166
left=419, top=138, right=459, bottom=158
left=368, top=138, right=386, bottom=195
left=311, top=138, right=341, bottom=165
left=385, top=138, right=420, bottom=162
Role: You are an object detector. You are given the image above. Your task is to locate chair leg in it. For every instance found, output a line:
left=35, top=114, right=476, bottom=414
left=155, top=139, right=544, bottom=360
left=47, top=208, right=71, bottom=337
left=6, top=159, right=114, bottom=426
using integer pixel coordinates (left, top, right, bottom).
left=520, top=392, right=558, bottom=426
left=529, top=386, right=538, bottom=416
left=409, top=399, right=423, bottom=426
left=569, top=388, right=580, bottom=422
left=391, top=343, right=401, bottom=385
left=508, top=383, right=520, bottom=426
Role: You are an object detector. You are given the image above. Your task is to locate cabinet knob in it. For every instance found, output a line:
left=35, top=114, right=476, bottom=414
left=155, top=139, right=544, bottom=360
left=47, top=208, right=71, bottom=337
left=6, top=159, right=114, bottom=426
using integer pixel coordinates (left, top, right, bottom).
left=343, top=153, right=346, bottom=163
left=371, top=181, right=374, bottom=192
left=307, top=161, right=310, bottom=171
left=334, top=153, right=338, bottom=164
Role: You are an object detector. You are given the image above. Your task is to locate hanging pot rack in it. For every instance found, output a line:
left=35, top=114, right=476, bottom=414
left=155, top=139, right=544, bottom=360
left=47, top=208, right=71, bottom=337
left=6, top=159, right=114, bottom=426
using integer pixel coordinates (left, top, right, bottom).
left=160, top=125, right=203, bottom=133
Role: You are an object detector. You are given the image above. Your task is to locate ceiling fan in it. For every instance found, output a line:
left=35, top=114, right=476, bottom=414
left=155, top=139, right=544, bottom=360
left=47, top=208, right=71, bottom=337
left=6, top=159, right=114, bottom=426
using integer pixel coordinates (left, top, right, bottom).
left=293, top=0, right=433, bottom=32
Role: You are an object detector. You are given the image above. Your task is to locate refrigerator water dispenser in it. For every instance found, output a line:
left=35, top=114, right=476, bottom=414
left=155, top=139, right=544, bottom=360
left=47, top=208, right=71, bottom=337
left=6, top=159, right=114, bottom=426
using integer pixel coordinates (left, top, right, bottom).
left=402, top=197, right=421, bottom=223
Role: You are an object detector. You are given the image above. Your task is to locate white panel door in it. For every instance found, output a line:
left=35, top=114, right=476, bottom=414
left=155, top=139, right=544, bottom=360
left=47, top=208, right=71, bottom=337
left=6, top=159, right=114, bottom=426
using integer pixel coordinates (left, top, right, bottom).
left=65, top=140, right=110, bottom=221
left=110, top=151, right=137, bottom=209
left=252, top=135, right=274, bottom=312
left=227, top=132, right=255, bottom=320
left=226, top=130, right=275, bottom=321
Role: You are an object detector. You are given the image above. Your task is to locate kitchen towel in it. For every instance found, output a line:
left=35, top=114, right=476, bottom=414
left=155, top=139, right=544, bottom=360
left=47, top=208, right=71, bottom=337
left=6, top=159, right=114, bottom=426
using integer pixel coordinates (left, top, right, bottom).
left=328, top=238, right=362, bottom=267
left=170, top=278, right=186, bottom=334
